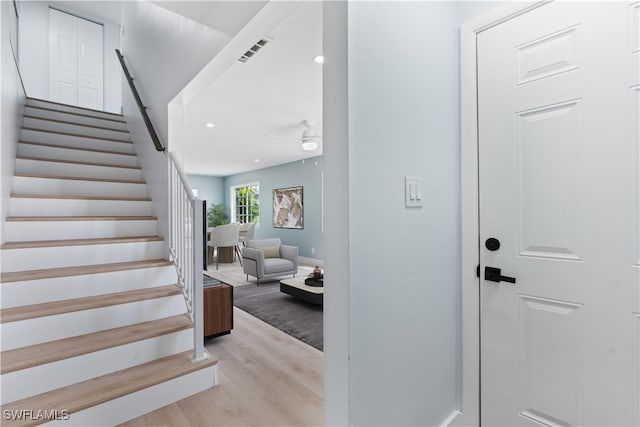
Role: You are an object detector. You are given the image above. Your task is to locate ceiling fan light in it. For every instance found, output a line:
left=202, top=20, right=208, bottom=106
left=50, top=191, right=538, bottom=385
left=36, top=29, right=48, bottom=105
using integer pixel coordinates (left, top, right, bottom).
left=302, top=141, right=318, bottom=151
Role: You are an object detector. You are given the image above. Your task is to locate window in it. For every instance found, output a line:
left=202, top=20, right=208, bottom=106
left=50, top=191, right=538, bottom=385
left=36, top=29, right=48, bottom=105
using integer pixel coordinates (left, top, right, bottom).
left=231, top=183, right=259, bottom=224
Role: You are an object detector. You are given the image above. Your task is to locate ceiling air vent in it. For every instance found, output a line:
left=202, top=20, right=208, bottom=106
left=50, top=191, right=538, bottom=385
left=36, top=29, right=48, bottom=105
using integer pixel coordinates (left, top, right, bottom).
left=238, top=37, right=271, bottom=63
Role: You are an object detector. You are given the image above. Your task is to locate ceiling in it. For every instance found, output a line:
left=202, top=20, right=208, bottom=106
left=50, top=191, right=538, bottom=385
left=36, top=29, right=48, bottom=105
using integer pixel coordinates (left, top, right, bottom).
left=49, top=1, right=123, bottom=25
left=151, top=1, right=268, bottom=39
left=181, top=1, right=323, bottom=177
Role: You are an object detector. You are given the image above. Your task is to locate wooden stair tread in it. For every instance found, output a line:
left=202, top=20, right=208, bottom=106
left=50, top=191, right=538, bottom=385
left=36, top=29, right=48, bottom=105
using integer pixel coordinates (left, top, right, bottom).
left=0, top=284, right=182, bottom=324
left=1, top=235, right=163, bottom=250
left=0, top=315, right=192, bottom=374
left=0, top=351, right=217, bottom=427
left=23, top=114, right=129, bottom=133
left=0, top=259, right=172, bottom=283
left=19, top=140, right=136, bottom=156
left=25, top=104, right=126, bottom=124
left=6, top=215, right=156, bottom=222
left=14, top=173, right=145, bottom=184
left=16, top=156, right=141, bottom=170
left=26, top=97, right=124, bottom=118
left=21, top=127, right=131, bottom=144
left=11, top=193, right=151, bottom=201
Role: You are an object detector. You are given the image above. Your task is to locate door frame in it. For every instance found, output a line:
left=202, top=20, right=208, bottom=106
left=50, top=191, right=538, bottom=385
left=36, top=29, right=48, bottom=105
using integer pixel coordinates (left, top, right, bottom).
left=458, top=2, right=551, bottom=426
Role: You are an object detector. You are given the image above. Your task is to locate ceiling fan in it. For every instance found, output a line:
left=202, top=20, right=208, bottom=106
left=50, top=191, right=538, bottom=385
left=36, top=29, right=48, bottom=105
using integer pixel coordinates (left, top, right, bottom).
left=267, top=120, right=322, bottom=151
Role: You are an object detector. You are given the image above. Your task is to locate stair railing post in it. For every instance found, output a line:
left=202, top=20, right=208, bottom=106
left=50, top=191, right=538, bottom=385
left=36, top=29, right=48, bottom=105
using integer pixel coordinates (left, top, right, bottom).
left=168, top=152, right=208, bottom=363
left=191, top=198, right=206, bottom=361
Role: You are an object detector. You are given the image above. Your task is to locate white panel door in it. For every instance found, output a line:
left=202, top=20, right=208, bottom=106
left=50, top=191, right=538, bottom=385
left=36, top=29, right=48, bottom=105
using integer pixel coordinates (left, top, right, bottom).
left=478, top=2, right=639, bottom=426
left=49, top=9, right=77, bottom=105
left=77, top=17, right=103, bottom=110
left=48, top=9, right=103, bottom=110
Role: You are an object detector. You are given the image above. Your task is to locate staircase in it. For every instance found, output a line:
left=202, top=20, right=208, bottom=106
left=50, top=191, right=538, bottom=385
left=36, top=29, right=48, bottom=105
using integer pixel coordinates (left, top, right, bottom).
left=0, top=98, right=217, bottom=426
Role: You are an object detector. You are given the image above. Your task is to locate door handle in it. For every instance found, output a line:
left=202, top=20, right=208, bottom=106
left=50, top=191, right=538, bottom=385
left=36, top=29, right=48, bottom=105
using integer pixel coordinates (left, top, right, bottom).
left=484, top=266, right=516, bottom=284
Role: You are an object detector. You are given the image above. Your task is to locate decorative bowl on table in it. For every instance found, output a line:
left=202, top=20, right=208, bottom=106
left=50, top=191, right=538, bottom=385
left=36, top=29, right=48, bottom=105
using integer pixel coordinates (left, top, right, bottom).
left=305, top=274, right=324, bottom=287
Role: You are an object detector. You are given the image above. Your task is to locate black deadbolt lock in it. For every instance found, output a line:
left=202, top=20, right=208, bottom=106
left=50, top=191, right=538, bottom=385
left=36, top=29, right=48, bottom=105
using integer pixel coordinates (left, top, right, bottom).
left=485, top=238, right=501, bottom=251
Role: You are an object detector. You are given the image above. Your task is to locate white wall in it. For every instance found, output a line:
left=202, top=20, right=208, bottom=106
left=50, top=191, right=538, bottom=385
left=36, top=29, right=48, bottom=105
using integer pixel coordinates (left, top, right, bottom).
left=17, top=1, right=47, bottom=99
left=17, top=1, right=121, bottom=113
left=458, top=1, right=505, bottom=24
left=346, top=2, right=461, bottom=425
left=122, top=85, right=169, bottom=254
left=120, top=1, right=231, bottom=148
left=119, top=1, right=232, bottom=252
left=103, top=21, right=121, bottom=113
left=1, top=0, right=26, bottom=247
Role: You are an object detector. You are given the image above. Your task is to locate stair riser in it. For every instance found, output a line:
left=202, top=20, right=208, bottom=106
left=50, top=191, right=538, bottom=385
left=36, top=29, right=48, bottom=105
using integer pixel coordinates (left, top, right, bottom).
left=13, top=176, right=147, bottom=198
left=21, top=129, right=133, bottom=154
left=24, top=106, right=128, bottom=131
left=18, top=143, right=138, bottom=167
left=1, top=295, right=187, bottom=351
left=5, top=220, right=157, bottom=242
left=50, top=365, right=217, bottom=427
left=0, top=329, right=192, bottom=404
left=23, top=117, right=130, bottom=142
left=16, top=158, right=143, bottom=181
left=1, top=266, right=176, bottom=309
left=10, top=198, right=153, bottom=217
left=2, top=240, right=164, bottom=272
left=26, top=99, right=124, bottom=122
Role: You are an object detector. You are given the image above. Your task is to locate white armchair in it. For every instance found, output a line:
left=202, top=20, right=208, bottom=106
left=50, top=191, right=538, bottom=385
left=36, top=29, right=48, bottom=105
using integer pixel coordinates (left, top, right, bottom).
left=242, top=238, right=298, bottom=285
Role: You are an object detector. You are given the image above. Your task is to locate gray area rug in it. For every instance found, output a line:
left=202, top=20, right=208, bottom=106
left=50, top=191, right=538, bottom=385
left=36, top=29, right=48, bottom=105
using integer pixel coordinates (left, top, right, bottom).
left=233, top=281, right=323, bottom=351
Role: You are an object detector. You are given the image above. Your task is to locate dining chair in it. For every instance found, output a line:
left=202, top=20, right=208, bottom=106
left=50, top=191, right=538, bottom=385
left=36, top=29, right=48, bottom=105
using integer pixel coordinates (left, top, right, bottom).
left=208, top=223, right=240, bottom=270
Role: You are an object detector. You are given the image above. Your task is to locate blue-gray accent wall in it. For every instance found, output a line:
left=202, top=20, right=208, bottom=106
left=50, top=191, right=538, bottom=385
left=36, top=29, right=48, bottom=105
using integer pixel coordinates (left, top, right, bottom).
left=185, top=174, right=226, bottom=215
left=224, top=157, right=323, bottom=259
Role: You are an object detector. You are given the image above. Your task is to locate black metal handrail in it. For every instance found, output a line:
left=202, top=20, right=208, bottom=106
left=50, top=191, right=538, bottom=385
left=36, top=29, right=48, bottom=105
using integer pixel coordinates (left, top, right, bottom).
left=115, top=49, right=165, bottom=152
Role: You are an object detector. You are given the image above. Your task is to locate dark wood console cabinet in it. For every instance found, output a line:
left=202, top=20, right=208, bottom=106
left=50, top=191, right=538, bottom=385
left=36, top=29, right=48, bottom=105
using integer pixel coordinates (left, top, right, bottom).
left=203, top=283, right=233, bottom=338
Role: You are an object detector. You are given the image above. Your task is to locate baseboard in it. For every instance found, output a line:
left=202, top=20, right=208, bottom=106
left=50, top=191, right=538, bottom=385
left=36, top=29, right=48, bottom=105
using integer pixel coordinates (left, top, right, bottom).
left=441, top=410, right=462, bottom=427
left=298, top=256, right=323, bottom=267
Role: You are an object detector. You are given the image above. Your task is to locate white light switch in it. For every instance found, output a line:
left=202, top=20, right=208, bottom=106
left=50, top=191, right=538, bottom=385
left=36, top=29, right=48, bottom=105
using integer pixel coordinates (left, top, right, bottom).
left=405, top=176, right=423, bottom=208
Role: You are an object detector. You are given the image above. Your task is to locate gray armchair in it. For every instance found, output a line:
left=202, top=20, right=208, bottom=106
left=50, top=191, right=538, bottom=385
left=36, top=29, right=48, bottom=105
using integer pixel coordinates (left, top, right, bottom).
left=242, top=238, right=298, bottom=285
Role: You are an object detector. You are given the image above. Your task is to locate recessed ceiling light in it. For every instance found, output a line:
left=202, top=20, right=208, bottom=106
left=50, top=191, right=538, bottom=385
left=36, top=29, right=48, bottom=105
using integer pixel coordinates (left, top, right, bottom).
left=254, top=158, right=260, bottom=163
left=313, top=55, right=324, bottom=64
left=205, top=123, right=215, bottom=128
left=302, top=141, right=318, bottom=151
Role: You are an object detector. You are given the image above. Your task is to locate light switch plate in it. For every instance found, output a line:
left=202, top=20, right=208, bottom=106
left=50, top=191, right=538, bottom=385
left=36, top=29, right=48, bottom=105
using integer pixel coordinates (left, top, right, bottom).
left=405, top=176, right=423, bottom=208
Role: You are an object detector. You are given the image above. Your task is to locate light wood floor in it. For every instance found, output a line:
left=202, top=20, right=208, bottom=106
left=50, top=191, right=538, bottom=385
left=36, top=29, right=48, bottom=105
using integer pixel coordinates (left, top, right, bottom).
left=120, top=307, right=324, bottom=426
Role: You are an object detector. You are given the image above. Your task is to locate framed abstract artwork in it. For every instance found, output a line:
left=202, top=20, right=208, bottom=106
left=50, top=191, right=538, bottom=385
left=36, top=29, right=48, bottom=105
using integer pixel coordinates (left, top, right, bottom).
left=272, top=186, right=303, bottom=229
